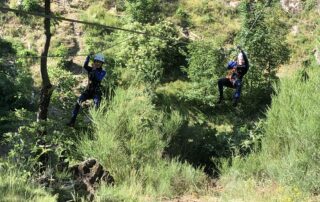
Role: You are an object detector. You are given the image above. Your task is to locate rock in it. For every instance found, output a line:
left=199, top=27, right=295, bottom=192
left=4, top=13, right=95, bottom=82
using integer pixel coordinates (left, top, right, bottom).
left=69, top=159, right=114, bottom=201
left=280, top=0, right=303, bottom=13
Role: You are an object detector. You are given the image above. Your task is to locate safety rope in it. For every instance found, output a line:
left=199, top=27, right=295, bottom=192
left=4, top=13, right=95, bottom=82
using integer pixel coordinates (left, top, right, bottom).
left=0, top=1, right=271, bottom=60
left=0, top=6, right=187, bottom=60
left=0, top=7, right=182, bottom=42
left=0, top=36, right=134, bottom=60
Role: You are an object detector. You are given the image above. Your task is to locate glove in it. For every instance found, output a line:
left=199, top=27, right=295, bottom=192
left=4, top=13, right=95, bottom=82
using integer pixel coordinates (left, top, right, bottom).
left=85, top=55, right=91, bottom=63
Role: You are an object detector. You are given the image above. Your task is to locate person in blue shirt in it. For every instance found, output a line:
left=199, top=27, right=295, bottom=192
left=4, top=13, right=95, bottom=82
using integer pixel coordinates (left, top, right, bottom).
left=217, top=48, right=249, bottom=106
left=67, top=53, right=106, bottom=127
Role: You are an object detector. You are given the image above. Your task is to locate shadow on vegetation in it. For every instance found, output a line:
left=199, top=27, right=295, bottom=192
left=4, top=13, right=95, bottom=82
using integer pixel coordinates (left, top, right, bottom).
left=159, top=87, right=272, bottom=177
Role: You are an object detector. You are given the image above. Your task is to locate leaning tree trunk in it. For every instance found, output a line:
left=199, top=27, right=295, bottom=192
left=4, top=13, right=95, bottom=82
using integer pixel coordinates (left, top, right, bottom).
left=37, top=0, right=53, bottom=122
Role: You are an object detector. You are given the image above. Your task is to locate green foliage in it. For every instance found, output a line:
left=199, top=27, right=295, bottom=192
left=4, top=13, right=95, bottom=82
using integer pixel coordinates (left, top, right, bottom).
left=0, top=38, right=35, bottom=110
left=0, top=162, right=56, bottom=201
left=113, top=21, right=184, bottom=85
left=51, top=43, right=69, bottom=69
left=5, top=121, right=75, bottom=172
left=261, top=67, right=320, bottom=193
left=48, top=65, right=78, bottom=113
left=179, top=41, right=224, bottom=105
left=221, top=67, right=320, bottom=198
left=236, top=1, right=290, bottom=89
left=0, top=38, right=16, bottom=57
left=0, top=108, right=34, bottom=135
left=125, top=0, right=161, bottom=24
left=79, top=86, right=181, bottom=178
left=81, top=3, right=120, bottom=27
left=81, top=3, right=121, bottom=53
left=79, top=85, right=208, bottom=198
left=18, top=0, right=42, bottom=12
left=175, top=6, right=191, bottom=28
left=303, top=0, right=318, bottom=11
left=95, top=160, right=207, bottom=200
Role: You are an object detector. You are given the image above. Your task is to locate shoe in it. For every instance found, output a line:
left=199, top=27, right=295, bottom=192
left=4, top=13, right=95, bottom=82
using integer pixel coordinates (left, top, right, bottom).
left=232, top=99, right=238, bottom=107
left=217, top=97, right=224, bottom=104
left=66, top=119, right=75, bottom=127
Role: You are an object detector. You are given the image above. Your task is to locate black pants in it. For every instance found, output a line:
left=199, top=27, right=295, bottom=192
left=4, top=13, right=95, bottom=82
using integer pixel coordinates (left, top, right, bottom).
left=218, top=78, right=242, bottom=100
left=71, top=90, right=101, bottom=121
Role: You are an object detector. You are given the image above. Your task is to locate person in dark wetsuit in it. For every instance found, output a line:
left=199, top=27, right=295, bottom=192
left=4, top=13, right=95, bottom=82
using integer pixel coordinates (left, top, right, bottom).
left=217, top=48, right=249, bottom=106
left=67, top=53, right=106, bottom=127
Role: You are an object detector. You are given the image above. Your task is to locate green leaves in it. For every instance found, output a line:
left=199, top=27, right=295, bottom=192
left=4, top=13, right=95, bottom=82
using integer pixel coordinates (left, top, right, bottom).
left=18, top=0, right=41, bottom=12
left=0, top=38, right=35, bottom=110
left=181, top=41, right=224, bottom=105
left=112, top=21, right=181, bottom=85
left=125, top=0, right=161, bottom=24
left=236, top=1, right=290, bottom=89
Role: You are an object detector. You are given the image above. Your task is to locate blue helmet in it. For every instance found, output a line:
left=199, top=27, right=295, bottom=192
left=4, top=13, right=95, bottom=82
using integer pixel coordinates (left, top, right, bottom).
left=228, top=61, right=237, bottom=69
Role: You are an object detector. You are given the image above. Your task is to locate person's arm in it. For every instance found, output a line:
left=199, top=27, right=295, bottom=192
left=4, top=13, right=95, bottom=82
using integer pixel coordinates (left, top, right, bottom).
left=90, top=70, right=106, bottom=83
left=96, top=70, right=106, bottom=82
left=83, top=55, right=92, bottom=72
left=227, top=61, right=237, bottom=69
left=241, top=50, right=249, bottom=69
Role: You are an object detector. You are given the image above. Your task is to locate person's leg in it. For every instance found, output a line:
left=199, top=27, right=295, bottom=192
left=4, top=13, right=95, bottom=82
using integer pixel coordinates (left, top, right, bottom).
left=218, top=78, right=233, bottom=103
left=93, top=93, right=101, bottom=109
left=233, top=79, right=242, bottom=106
left=67, top=91, right=89, bottom=126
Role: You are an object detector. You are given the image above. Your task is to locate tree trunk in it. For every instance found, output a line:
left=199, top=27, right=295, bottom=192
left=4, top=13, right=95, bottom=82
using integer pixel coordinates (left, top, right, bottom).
left=37, top=0, right=53, bottom=122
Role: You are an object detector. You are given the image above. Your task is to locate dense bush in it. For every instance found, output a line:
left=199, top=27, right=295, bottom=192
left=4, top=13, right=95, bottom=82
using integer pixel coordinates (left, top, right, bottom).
left=163, top=40, right=225, bottom=106
left=220, top=66, right=320, bottom=200
left=112, top=21, right=184, bottom=85
left=0, top=38, right=35, bottom=111
left=236, top=1, right=290, bottom=90
left=125, top=0, right=161, bottom=24
left=0, top=161, right=56, bottom=201
left=18, top=0, right=42, bottom=12
left=262, top=67, right=320, bottom=193
left=79, top=85, right=208, bottom=199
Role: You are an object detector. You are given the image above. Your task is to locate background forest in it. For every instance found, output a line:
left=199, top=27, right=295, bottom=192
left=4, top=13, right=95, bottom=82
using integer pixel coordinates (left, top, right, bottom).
left=0, top=0, right=319, bottom=201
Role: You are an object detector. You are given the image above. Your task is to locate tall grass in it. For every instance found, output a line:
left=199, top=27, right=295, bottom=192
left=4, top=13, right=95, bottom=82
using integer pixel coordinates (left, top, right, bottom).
left=261, top=67, right=320, bottom=193
left=0, top=162, right=56, bottom=202
left=219, top=66, right=320, bottom=200
left=78, top=85, right=208, bottom=200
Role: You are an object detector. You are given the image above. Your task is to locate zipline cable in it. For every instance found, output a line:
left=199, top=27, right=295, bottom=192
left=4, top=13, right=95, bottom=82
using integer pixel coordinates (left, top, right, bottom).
left=0, top=6, right=187, bottom=59
left=0, top=1, right=272, bottom=60
left=1, top=36, right=134, bottom=60
left=0, top=7, right=180, bottom=42
left=0, top=7, right=147, bottom=36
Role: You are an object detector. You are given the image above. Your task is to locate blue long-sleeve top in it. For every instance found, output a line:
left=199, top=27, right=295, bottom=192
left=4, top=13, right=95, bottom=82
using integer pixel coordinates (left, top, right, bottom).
left=84, top=56, right=106, bottom=92
left=227, top=50, right=249, bottom=80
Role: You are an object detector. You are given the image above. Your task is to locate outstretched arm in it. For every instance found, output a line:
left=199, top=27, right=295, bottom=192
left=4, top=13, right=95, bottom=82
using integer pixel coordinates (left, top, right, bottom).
left=83, top=55, right=92, bottom=72
left=241, top=50, right=249, bottom=69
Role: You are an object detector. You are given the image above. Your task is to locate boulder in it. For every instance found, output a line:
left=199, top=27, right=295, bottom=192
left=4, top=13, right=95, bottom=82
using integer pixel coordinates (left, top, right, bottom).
left=69, top=159, right=114, bottom=201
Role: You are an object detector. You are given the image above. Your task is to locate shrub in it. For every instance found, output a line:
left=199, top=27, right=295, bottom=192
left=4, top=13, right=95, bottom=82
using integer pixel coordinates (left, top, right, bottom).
left=0, top=38, right=35, bottom=110
left=79, top=85, right=208, bottom=198
left=79, top=86, right=182, bottom=179
left=220, top=67, right=320, bottom=199
left=18, top=0, right=42, bottom=12
left=112, top=21, right=184, bottom=85
left=0, top=162, right=56, bottom=201
left=180, top=40, right=225, bottom=105
left=236, top=1, right=290, bottom=90
left=125, top=0, right=161, bottom=24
